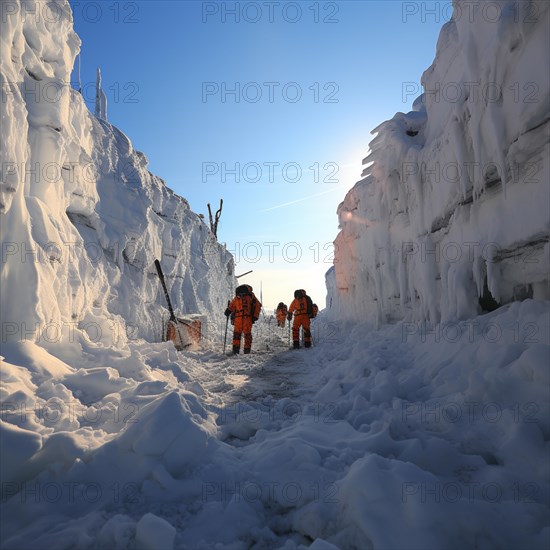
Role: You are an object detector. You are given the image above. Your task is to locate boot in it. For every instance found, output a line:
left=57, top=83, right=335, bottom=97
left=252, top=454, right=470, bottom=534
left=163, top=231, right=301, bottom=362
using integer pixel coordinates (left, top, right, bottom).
left=232, top=345, right=240, bottom=354
left=293, top=341, right=300, bottom=349
left=243, top=348, right=251, bottom=354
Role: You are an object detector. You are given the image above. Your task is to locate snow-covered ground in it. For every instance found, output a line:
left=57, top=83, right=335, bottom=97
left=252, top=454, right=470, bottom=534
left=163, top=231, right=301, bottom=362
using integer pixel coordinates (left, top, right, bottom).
left=1, top=305, right=548, bottom=549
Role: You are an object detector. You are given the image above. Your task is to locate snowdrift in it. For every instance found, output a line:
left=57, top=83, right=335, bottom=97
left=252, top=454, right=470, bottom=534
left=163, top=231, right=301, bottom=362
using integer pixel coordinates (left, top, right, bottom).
left=328, top=0, right=550, bottom=324
left=292, top=303, right=550, bottom=550
left=0, top=0, right=235, bottom=347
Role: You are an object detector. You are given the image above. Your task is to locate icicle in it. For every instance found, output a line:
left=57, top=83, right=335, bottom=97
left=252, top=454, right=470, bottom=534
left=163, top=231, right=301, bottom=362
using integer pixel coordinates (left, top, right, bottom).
left=76, top=53, right=82, bottom=94
left=95, top=67, right=108, bottom=121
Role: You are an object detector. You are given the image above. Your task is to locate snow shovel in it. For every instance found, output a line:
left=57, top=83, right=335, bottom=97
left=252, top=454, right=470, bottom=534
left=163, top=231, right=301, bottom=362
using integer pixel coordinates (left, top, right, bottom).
left=154, top=259, right=192, bottom=350
left=223, top=300, right=230, bottom=354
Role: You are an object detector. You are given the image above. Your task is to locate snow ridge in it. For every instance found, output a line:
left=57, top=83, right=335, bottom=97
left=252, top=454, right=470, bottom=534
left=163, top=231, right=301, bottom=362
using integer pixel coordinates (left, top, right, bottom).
left=0, top=0, right=235, bottom=346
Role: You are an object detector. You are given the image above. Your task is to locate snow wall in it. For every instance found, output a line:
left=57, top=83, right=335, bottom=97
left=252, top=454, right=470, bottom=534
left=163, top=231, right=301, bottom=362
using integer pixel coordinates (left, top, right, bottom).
left=1, top=0, right=235, bottom=346
left=327, top=0, right=549, bottom=324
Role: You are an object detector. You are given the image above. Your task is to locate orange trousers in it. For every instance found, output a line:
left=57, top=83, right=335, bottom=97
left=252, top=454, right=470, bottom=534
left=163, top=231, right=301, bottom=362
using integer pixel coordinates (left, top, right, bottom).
left=233, top=315, right=253, bottom=353
left=292, top=314, right=311, bottom=348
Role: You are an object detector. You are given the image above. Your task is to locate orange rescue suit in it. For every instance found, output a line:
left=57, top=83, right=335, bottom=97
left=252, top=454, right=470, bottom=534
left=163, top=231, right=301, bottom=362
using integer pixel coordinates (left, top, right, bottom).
left=276, top=305, right=288, bottom=327
left=288, top=296, right=311, bottom=348
left=228, top=293, right=261, bottom=353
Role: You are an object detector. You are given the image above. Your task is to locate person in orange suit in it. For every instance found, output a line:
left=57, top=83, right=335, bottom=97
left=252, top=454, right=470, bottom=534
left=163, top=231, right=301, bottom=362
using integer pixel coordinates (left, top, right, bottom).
left=275, top=302, right=288, bottom=327
left=225, top=284, right=261, bottom=354
left=287, top=289, right=312, bottom=349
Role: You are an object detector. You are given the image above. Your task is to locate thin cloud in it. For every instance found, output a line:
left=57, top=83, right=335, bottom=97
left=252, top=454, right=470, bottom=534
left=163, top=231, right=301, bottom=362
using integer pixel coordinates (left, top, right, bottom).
left=260, top=187, right=343, bottom=213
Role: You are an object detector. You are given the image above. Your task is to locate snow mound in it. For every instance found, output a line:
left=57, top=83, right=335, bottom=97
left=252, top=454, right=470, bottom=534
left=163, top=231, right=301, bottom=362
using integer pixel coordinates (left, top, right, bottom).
left=0, top=420, right=42, bottom=483
left=135, top=513, right=176, bottom=550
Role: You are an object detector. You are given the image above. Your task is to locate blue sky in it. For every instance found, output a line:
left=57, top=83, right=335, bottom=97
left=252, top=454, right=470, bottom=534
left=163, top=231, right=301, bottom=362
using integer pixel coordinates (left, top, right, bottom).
left=70, top=1, right=450, bottom=309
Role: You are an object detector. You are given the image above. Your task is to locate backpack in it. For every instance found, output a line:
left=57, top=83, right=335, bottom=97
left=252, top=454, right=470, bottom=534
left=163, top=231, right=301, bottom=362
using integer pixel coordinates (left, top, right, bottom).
left=305, top=295, right=313, bottom=317
left=294, top=289, right=313, bottom=317
left=251, top=295, right=261, bottom=319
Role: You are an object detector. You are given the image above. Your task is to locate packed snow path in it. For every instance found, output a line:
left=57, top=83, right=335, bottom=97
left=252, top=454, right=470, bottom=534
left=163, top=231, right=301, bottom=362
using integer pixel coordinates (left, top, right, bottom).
left=197, top=323, right=314, bottom=405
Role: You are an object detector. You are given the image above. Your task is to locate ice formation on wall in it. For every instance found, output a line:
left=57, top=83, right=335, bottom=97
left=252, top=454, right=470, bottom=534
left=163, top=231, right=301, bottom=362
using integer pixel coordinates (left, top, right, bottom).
left=327, top=0, right=549, bottom=324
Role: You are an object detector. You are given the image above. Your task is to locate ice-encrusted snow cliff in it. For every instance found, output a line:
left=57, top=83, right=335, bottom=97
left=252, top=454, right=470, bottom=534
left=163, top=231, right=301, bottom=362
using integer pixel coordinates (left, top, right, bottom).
left=0, top=0, right=235, bottom=346
left=327, top=0, right=549, bottom=324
